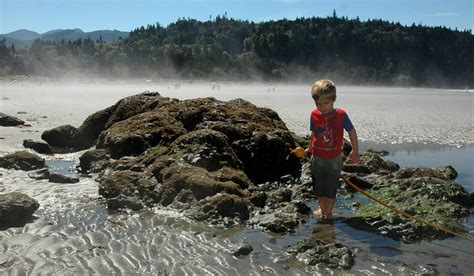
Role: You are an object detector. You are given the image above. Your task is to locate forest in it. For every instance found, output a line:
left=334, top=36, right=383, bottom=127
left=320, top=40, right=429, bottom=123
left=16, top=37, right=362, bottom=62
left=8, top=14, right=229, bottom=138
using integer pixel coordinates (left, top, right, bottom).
left=1, top=13, right=473, bottom=87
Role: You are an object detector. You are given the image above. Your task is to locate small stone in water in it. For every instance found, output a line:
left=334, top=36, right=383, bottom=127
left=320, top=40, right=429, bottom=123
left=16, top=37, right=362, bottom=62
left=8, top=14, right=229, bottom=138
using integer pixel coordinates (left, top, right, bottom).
left=233, top=242, right=253, bottom=257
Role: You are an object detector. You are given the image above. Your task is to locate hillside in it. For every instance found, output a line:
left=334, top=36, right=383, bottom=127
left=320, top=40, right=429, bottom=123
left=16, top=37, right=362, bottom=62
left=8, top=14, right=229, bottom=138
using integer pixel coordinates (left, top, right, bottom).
left=0, top=16, right=472, bottom=87
left=0, top=28, right=129, bottom=48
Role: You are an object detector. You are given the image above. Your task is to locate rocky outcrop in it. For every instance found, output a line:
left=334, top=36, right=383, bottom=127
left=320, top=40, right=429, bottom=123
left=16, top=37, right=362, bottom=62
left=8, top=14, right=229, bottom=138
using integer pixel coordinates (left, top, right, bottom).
left=0, top=192, right=39, bottom=229
left=0, top=151, right=45, bottom=171
left=44, top=92, right=302, bottom=183
left=88, top=96, right=300, bottom=183
left=0, top=112, right=24, bottom=127
left=40, top=92, right=300, bottom=232
left=39, top=93, right=298, bottom=222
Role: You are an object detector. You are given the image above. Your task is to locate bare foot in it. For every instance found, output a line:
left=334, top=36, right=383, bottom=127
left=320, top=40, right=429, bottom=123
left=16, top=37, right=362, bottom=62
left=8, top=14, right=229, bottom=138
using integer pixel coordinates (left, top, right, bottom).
left=313, top=209, right=322, bottom=217
left=323, top=213, right=333, bottom=221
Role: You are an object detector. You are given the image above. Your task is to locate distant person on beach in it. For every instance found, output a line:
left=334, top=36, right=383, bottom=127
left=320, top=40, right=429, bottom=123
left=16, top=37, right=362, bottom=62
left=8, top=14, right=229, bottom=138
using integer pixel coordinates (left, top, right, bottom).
left=304, top=79, right=360, bottom=220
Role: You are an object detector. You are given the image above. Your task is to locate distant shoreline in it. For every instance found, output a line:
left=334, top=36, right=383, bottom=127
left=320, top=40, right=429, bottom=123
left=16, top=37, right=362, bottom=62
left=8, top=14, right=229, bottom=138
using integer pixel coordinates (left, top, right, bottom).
left=0, top=76, right=470, bottom=91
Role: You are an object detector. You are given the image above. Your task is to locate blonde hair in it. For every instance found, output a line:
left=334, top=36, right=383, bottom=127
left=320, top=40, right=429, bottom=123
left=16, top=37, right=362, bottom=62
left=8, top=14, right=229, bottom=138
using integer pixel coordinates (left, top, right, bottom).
left=311, top=79, right=336, bottom=102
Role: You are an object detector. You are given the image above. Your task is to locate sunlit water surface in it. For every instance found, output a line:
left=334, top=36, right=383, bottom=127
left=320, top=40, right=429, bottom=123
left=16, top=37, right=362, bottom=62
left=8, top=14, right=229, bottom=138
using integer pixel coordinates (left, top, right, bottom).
left=1, top=82, right=473, bottom=274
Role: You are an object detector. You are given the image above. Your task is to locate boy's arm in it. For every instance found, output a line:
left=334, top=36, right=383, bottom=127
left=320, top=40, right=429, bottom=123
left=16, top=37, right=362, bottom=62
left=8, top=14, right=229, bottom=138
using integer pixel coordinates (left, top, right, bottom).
left=348, top=128, right=360, bottom=163
left=304, top=132, right=314, bottom=157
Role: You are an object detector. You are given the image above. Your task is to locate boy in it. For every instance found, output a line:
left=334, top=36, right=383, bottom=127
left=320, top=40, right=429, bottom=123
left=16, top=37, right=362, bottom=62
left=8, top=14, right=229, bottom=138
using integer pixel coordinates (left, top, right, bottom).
left=304, top=79, right=360, bottom=220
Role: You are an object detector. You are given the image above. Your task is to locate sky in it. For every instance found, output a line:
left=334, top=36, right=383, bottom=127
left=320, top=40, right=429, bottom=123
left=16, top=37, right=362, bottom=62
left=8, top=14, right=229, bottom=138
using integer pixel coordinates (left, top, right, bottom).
left=0, top=0, right=472, bottom=34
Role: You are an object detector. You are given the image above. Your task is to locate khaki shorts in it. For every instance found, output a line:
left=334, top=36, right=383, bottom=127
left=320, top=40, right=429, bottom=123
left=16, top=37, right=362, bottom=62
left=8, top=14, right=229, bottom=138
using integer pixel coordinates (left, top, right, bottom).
left=311, top=155, right=342, bottom=199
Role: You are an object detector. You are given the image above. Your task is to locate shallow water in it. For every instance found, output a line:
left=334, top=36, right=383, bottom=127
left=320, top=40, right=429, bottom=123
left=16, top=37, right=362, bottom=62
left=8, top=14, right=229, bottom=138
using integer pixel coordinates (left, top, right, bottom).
left=1, top=82, right=473, bottom=274
left=386, top=146, right=474, bottom=192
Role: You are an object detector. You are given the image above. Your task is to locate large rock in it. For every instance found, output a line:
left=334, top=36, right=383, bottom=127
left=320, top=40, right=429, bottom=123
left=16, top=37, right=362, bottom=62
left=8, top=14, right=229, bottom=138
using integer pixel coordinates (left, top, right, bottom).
left=87, top=94, right=303, bottom=221
left=67, top=93, right=302, bottom=182
left=41, top=124, right=77, bottom=148
left=90, top=96, right=301, bottom=183
left=0, top=151, right=45, bottom=171
left=0, top=112, right=24, bottom=126
left=47, top=92, right=307, bottom=226
left=0, top=192, right=39, bottom=229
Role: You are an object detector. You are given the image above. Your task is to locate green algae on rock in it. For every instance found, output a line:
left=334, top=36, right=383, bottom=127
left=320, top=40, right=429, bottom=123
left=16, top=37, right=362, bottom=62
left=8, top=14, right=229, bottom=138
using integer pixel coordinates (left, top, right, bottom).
left=347, top=177, right=471, bottom=242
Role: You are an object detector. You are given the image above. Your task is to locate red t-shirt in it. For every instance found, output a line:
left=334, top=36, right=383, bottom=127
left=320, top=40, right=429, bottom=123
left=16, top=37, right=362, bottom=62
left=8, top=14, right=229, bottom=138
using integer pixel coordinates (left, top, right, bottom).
left=310, top=108, right=353, bottom=159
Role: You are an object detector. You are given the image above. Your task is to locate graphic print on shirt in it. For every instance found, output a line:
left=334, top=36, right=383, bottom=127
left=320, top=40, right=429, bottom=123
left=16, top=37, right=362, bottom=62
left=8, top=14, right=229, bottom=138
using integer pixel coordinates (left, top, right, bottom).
left=314, top=113, right=336, bottom=150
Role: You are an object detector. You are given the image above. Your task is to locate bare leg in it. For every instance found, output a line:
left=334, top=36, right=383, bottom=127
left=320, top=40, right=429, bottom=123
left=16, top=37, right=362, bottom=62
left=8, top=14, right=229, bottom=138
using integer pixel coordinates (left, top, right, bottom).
left=313, top=197, right=324, bottom=217
left=323, top=197, right=336, bottom=220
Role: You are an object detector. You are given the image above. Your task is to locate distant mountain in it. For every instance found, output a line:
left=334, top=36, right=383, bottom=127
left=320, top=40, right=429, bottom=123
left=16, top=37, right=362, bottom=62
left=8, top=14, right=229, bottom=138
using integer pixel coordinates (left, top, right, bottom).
left=40, top=29, right=129, bottom=42
left=42, top=29, right=79, bottom=36
left=3, top=29, right=40, bottom=41
left=0, top=28, right=129, bottom=48
left=86, top=30, right=129, bottom=42
left=40, top=29, right=86, bottom=41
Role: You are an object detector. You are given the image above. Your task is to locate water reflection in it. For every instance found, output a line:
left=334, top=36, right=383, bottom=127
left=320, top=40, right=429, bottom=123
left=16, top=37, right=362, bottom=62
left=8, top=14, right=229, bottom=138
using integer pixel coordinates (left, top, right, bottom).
left=311, top=220, right=336, bottom=244
left=385, top=146, right=474, bottom=191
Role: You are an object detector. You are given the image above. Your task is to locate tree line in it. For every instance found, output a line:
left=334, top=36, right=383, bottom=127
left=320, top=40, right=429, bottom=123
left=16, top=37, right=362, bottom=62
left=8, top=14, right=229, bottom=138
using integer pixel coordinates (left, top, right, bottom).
left=1, top=14, right=473, bottom=87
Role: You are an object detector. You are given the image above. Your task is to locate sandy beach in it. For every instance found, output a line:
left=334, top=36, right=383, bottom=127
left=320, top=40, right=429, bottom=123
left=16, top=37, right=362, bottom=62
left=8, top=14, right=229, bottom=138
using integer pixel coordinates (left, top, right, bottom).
left=1, top=81, right=473, bottom=153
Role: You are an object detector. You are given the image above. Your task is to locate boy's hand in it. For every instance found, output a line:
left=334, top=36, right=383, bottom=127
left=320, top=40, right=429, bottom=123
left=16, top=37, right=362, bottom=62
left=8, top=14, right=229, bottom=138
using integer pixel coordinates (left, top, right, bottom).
left=348, top=150, right=360, bottom=164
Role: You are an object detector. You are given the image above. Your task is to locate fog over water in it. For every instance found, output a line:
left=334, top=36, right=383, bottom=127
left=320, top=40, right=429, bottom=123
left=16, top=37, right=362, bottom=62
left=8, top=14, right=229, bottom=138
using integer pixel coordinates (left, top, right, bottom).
left=1, top=81, right=473, bottom=274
